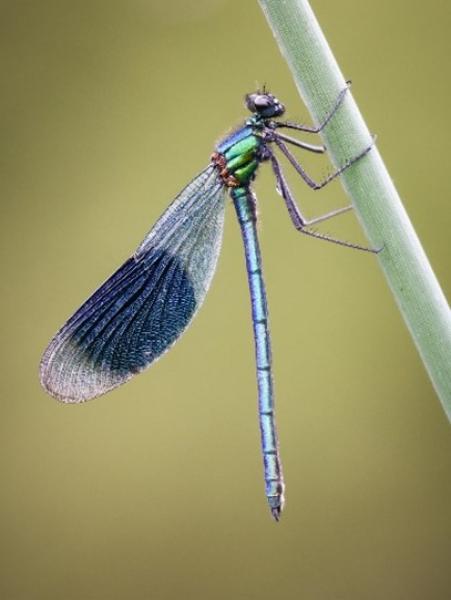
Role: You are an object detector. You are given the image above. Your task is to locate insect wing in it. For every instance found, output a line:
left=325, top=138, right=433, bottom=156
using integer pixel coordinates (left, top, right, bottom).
left=40, top=165, right=226, bottom=402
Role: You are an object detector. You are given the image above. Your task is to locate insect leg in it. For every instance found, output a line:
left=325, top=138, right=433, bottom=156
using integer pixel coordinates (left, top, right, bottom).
left=274, top=136, right=374, bottom=191
left=269, top=151, right=380, bottom=254
left=273, top=82, right=350, bottom=134
left=272, top=131, right=326, bottom=154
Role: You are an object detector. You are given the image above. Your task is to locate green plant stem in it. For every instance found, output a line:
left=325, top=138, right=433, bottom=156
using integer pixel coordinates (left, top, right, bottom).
left=259, top=0, right=451, bottom=418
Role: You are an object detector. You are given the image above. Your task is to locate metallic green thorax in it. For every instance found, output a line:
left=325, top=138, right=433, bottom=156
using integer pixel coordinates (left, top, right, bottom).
left=224, top=135, right=259, bottom=185
left=214, top=125, right=262, bottom=187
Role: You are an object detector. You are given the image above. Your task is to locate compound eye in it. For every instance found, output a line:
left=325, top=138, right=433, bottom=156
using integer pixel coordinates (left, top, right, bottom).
left=253, top=95, right=272, bottom=109
left=245, top=91, right=284, bottom=117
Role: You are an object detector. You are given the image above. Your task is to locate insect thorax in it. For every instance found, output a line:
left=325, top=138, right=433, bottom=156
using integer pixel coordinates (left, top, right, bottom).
left=212, top=124, right=263, bottom=188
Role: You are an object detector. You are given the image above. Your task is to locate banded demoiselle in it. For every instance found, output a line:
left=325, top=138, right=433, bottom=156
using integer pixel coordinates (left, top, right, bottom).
left=40, top=85, right=376, bottom=520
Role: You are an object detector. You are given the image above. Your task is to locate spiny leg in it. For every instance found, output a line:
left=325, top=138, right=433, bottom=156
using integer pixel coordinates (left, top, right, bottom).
left=274, top=135, right=375, bottom=191
left=273, top=131, right=326, bottom=154
left=273, top=81, right=351, bottom=134
left=269, top=151, right=380, bottom=253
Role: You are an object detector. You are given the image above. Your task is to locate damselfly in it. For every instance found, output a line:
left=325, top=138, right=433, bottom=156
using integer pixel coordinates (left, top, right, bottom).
left=40, top=85, right=376, bottom=520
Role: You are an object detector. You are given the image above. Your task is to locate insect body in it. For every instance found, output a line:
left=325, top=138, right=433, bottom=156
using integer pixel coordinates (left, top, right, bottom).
left=40, top=85, right=374, bottom=520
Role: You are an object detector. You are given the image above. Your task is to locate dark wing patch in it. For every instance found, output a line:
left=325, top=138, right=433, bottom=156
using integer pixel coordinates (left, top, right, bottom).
left=40, top=166, right=226, bottom=402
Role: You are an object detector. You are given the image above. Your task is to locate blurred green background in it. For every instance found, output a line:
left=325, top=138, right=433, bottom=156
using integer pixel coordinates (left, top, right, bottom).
left=2, top=1, right=450, bottom=598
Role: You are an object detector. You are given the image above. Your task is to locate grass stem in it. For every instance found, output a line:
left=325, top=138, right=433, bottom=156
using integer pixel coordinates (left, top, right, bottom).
left=259, top=0, right=451, bottom=418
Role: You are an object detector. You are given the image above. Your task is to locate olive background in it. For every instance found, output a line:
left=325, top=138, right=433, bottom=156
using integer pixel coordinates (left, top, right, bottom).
left=1, top=1, right=450, bottom=599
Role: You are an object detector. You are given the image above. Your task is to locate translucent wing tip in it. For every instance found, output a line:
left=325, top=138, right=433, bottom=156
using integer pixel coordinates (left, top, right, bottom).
left=39, top=337, right=130, bottom=403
